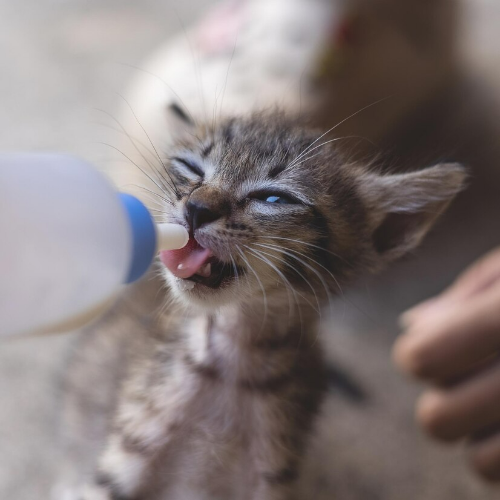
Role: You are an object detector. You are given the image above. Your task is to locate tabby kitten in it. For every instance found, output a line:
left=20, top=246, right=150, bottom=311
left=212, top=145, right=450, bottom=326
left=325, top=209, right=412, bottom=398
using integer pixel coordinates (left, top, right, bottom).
left=78, top=111, right=464, bottom=500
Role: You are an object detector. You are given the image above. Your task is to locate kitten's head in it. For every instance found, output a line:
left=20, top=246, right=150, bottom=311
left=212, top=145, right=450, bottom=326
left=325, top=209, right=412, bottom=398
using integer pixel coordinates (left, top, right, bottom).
left=156, top=112, right=465, bottom=311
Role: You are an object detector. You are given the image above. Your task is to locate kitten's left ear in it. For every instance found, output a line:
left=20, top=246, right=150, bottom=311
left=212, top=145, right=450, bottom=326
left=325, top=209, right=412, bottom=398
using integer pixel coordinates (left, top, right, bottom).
left=164, top=101, right=197, bottom=143
left=167, top=102, right=195, bottom=128
left=358, top=163, right=466, bottom=260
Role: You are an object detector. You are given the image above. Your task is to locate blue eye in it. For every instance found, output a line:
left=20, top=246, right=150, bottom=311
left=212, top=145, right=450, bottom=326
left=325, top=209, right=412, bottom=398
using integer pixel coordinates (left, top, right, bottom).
left=266, top=195, right=282, bottom=203
left=249, top=190, right=299, bottom=205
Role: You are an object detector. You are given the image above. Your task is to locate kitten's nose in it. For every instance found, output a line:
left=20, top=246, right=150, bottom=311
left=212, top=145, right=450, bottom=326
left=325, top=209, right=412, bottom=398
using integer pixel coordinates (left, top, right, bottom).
left=185, top=188, right=230, bottom=232
left=186, top=200, right=221, bottom=231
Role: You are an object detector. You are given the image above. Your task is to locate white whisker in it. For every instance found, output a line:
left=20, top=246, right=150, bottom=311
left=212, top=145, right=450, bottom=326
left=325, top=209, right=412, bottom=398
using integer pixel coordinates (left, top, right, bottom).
left=116, top=93, right=180, bottom=197
left=286, top=97, right=390, bottom=169
left=255, top=242, right=339, bottom=314
left=249, top=245, right=322, bottom=316
left=236, top=246, right=268, bottom=331
left=244, top=247, right=296, bottom=329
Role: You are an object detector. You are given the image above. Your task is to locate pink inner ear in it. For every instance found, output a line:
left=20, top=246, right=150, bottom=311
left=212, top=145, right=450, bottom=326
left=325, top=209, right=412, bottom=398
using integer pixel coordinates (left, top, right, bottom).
left=372, top=211, right=428, bottom=254
left=159, top=237, right=212, bottom=279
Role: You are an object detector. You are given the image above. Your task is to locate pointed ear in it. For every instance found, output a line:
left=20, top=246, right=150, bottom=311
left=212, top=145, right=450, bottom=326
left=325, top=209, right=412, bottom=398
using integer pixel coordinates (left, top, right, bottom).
left=165, top=101, right=196, bottom=142
left=358, top=163, right=466, bottom=260
left=167, top=102, right=195, bottom=127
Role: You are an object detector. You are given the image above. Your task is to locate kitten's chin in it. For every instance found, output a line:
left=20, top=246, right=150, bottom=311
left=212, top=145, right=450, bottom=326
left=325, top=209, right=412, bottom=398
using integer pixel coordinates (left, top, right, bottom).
left=164, top=271, right=243, bottom=308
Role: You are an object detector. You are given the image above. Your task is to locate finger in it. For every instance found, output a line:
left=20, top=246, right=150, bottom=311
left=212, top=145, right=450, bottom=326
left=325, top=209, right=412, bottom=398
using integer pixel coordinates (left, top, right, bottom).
left=443, top=354, right=499, bottom=387
left=468, top=431, right=500, bottom=482
left=416, top=362, right=500, bottom=442
left=447, top=248, right=500, bottom=300
left=401, top=248, right=500, bottom=327
left=399, top=297, right=442, bottom=329
left=394, top=280, right=500, bottom=381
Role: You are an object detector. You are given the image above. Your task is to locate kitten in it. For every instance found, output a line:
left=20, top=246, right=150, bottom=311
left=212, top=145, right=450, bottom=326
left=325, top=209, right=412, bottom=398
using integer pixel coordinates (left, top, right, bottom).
left=71, top=110, right=464, bottom=500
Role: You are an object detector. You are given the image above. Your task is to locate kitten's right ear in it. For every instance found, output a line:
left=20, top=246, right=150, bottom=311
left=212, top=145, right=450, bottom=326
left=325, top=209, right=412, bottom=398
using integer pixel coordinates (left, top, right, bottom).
left=357, top=163, right=466, bottom=261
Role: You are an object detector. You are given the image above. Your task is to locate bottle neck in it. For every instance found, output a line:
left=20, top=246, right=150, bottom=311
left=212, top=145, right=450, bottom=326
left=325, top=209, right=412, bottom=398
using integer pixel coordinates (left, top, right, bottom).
left=119, top=193, right=157, bottom=283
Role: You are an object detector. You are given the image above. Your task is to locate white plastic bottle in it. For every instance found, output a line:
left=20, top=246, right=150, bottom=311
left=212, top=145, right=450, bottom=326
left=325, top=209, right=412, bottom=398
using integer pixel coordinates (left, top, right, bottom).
left=0, top=153, right=188, bottom=337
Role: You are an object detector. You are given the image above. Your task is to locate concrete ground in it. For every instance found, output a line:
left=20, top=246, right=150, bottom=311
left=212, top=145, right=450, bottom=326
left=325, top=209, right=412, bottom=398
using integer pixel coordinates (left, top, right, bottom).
left=1, top=1, right=500, bottom=499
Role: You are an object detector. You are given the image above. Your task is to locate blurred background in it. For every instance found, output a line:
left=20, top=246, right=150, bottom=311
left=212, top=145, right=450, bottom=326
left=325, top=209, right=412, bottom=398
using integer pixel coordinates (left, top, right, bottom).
left=1, top=0, right=500, bottom=499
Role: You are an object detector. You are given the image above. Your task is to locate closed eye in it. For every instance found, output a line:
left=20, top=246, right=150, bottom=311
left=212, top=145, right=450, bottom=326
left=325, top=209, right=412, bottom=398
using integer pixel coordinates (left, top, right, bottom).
left=248, top=190, right=301, bottom=205
left=171, top=157, right=204, bottom=178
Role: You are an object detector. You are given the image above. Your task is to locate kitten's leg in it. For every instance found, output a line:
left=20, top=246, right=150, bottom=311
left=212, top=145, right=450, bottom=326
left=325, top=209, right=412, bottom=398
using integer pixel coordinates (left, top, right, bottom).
left=81, top=434, right=156, bottom=500
left=251, top=422, right=302, bottom=499
left=80, top=388, right=186, bottom=500
left=79, top=433, right=160, bottom=500
left=248, top=344, right=326, bottom=500
left=250, top=395, right=313, bottom=500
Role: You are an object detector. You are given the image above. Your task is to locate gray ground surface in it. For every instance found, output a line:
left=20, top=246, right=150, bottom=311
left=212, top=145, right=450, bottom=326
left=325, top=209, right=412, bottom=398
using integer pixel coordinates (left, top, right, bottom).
left=1, top=1, right=500, bottom=499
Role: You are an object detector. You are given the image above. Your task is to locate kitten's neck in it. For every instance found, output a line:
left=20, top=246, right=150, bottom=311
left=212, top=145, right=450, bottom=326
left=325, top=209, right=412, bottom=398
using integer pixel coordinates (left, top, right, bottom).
left=215, top=297, right=318, bottom=346
left=180, top=296, right=317, bottom=366
left=182, top=300, right=319, bottom=386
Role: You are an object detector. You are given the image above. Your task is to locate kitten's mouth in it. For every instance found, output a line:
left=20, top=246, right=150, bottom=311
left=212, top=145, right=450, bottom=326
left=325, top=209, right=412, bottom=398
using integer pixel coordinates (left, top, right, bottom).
left=159, top=237, right=239, bottom=289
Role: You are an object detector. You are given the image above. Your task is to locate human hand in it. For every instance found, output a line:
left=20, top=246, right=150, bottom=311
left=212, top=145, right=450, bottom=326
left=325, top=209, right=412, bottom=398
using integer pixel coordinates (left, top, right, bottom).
left=393, top=247, right=500, bottom=482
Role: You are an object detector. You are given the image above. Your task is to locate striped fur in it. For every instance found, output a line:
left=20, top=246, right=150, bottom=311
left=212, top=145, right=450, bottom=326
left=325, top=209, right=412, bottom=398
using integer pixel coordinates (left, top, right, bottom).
left=73, top=112, right=465, bottom=500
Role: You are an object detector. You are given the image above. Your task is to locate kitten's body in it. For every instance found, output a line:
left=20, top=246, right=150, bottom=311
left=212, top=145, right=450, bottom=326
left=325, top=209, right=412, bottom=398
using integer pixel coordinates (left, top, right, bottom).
left=62, top=112, right=466, bottom=500
left=91, top=301, right=323, bottom=499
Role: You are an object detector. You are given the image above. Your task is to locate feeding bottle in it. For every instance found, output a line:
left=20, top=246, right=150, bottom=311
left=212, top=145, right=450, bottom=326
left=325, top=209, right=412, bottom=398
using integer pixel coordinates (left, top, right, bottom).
left=0, top=153, right=187, bottom=337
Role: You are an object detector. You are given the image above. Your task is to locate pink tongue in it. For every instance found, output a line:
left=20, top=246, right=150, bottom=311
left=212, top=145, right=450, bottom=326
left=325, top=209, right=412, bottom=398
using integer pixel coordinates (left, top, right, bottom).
left=159, top=237, right=212, bottom=279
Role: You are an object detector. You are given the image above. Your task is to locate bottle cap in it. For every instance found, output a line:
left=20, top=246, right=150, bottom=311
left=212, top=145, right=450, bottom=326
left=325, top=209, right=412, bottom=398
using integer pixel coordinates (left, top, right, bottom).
left=119, top=194, right=188, bottom=283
